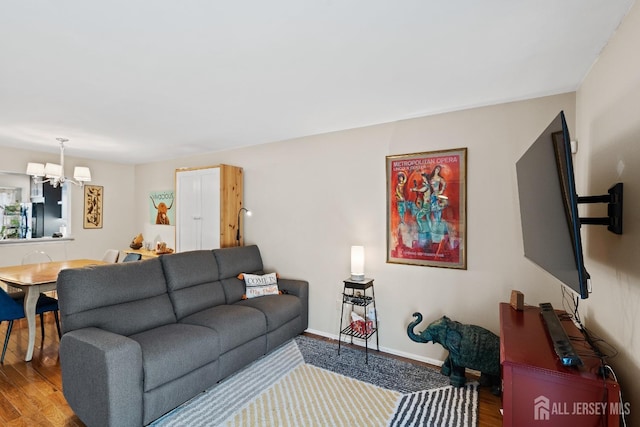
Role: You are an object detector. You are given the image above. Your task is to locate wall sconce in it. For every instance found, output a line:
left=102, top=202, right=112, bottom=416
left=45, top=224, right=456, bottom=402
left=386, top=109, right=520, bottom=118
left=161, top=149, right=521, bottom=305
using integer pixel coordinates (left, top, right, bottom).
left=350, top=245, right=365, bottom=281
left=236, top=207, right=252, bottom=245
left=26, top=138, right=92, bottom=188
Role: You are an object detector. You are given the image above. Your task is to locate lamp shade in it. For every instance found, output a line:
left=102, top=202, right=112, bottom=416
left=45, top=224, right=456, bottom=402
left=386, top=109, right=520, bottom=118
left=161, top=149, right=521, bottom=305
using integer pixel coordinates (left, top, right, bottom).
left=44, top=163, right=62, bottom=178
left=26, top=162, right=45, bottom=177
left=73, top=166, right=92, bottom=182
left=350, top=245, right=365, bottom=281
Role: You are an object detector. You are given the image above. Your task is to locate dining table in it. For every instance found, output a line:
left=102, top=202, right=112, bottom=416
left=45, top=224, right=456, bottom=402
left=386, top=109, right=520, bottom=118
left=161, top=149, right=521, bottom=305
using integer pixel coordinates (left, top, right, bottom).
left=0, top=258, right=107, bottom=361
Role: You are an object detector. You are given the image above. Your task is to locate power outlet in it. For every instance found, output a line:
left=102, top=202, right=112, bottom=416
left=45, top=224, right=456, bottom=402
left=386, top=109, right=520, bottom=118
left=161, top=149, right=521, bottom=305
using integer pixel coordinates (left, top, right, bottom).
left=570, top=139, right=578, bottom=154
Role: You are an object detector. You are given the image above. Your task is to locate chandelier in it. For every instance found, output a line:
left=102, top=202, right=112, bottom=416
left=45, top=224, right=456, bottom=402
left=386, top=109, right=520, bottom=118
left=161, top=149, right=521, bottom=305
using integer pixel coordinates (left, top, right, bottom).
left=26, top=138, right=92, bottom=187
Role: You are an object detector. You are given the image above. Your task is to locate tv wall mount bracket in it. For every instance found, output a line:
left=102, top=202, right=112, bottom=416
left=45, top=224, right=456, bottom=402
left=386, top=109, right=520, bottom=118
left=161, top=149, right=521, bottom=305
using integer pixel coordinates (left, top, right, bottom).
left=578, top=182, right=623, bottom=235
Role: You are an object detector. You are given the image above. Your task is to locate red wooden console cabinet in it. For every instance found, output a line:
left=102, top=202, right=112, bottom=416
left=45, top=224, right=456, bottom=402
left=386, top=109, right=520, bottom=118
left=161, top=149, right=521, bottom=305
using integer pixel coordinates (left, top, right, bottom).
left=500, top=303, right=620, bottom=427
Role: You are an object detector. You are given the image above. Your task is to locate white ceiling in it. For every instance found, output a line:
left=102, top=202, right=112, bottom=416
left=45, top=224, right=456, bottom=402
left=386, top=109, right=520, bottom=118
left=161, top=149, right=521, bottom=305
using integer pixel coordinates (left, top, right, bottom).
left=0, top=0, right=635, bottom=165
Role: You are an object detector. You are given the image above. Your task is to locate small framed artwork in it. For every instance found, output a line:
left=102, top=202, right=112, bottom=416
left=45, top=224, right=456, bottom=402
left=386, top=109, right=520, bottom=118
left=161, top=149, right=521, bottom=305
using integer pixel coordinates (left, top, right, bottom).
left=386, top=148, right=467, bottom=269
left=83, top=185, right=103, bottom=229
left=149, top=190, right=175, bottom=225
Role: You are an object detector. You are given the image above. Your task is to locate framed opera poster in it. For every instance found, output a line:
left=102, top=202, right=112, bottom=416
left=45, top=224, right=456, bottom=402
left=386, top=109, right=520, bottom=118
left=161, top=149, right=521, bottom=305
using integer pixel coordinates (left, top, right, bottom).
left=386, top=148, right=467, bottom=269
left=83, top=185, right=103, bottom=229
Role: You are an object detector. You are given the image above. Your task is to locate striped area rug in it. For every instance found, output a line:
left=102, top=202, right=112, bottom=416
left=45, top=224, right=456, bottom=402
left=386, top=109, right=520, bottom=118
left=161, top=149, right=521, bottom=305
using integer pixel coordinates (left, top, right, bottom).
left=389, top=382, right=479, bottom=426
left=227, top=363, right=399, bottom=426
left=151, top=338, right=479, bottom=427
left=152, top=340, right=305, bottom=426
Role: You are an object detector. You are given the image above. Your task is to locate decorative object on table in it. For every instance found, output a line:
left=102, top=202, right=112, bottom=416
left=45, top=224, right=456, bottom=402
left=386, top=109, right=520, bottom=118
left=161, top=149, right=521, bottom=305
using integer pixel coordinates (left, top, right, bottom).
left=350, top=245, right=365, bottom=281
left=510, top=289, right=524, bottom=311
left=83, top=185, right=103, bottom=229
left=26, top=137, right=92, bottom=188
left=130, top=233, right=144, bottom=249
left=149, top=190, right=174, bottom=225
left=350, top=311, right=373, bottom=335
left=154, top=241, right=174, bottom=254
left=407, top=312, right=501, bottom=395
left=386, top=148, right=467, bottom=269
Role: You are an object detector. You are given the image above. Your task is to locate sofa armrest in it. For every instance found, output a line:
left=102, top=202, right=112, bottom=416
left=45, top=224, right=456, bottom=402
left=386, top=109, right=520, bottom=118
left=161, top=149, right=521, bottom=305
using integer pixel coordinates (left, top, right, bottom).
left=60, top=328, right=144, bottom=427
left=278, top=278, right=309, bottom=330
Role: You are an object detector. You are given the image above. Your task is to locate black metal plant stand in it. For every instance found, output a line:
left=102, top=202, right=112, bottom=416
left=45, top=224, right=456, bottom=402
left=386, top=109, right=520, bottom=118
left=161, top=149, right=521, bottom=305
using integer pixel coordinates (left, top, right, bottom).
left=338, top=278, right=379, bottom=363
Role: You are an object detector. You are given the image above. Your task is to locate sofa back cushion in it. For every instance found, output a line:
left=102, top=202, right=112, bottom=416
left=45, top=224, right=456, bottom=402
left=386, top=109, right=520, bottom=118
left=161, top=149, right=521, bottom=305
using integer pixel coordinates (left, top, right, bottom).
left=213, top=245, right=264, bottom=303
left=57, top=258, right=176, bottom=336
left=160, top=250, right=226, bottom=319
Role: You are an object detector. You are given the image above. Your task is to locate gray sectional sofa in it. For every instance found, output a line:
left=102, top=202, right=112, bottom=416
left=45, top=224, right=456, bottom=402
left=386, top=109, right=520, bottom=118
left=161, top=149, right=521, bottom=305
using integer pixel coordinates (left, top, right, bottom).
left=57, top=245, right=308, bottom=427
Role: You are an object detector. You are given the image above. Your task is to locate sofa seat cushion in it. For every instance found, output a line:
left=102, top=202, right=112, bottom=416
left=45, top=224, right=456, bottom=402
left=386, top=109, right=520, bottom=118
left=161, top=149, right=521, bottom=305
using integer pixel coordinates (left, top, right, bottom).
left=180, top=305, right=267, bottom=353
left=236, top=294, right=302, bottom=332
left=129, top=323, right=220, bottom=392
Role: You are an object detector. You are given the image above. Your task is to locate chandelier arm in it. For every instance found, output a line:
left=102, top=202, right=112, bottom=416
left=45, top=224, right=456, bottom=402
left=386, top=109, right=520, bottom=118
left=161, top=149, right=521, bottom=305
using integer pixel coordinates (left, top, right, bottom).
left=65, top=178, right=84, bottom=187
left=31, top=177, right=54, bottom=186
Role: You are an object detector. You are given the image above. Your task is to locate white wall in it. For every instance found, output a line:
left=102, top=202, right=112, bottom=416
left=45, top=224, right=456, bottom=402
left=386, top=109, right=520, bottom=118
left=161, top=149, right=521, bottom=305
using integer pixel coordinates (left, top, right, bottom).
left=577, top=1, right=640, bottom=424
left=135, top=93, right=576, bottom=364
left=0, top=146, right=136, bottom=265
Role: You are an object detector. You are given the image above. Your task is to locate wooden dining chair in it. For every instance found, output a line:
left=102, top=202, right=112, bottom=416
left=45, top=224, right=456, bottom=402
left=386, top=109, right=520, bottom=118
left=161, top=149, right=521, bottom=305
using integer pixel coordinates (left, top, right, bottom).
left=0, top=288, right=61, bottom=363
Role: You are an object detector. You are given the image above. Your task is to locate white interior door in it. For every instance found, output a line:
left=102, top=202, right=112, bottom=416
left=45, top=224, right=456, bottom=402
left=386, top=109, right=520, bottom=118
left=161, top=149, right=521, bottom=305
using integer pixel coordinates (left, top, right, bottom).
left=176, top=167, right=220, bottom=252
left=199, top=168, right=220, bottom=250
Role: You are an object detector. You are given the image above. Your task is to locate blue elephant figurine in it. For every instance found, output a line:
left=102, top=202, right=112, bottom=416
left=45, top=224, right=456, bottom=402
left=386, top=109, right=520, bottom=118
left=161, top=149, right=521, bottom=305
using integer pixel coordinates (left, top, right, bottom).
left=407, top=312, right=501, bottom=395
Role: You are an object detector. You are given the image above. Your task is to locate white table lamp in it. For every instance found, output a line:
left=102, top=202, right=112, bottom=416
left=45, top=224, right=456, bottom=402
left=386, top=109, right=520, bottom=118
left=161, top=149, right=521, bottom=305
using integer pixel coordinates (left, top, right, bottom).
left=350, top=246, right=365, bottom=281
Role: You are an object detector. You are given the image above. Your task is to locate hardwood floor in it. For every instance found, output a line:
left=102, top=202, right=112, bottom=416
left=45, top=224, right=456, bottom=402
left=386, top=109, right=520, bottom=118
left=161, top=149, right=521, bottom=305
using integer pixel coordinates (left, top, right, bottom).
left=477, top=374, right=505, bottom=426
left=0, top=318, right=503, bottom=426
left=0, top=313, right=83, bottom=426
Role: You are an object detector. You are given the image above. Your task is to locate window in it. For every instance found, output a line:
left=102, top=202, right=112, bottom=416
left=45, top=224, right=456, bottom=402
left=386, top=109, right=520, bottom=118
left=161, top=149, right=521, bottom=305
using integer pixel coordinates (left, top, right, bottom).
left=0, top=171, right=69, bottom=240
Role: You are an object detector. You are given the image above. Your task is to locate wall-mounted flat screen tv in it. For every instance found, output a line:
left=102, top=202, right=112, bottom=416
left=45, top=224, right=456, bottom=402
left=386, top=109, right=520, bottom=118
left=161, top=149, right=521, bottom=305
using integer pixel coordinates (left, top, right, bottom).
left=516, top=111, right=590, bottom=299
